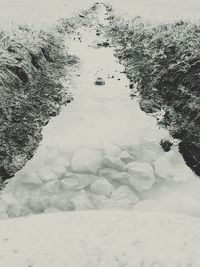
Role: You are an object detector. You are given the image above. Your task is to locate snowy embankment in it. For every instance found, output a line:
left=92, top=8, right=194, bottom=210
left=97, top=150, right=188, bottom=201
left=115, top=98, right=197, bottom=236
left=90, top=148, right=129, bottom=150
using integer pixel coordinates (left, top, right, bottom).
left=0, top=211, right=200, bottom=267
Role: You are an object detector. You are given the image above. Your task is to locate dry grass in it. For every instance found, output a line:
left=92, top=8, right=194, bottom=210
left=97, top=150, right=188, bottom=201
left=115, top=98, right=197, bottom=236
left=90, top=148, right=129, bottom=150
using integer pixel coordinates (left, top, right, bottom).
left=0, top=16, right=78, bottom=182
left=108, top=14, right=200, bottom=175
left=0, top=2, right=99, bottom=182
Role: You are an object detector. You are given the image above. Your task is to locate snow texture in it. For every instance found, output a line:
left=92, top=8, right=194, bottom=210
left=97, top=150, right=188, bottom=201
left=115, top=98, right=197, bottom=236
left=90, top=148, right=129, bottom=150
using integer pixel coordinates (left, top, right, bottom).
left=0, top=211, right=200, bottom=267
left=0, top=2, right=199, bottom=267
left=0, top=3, right=200, bottom=219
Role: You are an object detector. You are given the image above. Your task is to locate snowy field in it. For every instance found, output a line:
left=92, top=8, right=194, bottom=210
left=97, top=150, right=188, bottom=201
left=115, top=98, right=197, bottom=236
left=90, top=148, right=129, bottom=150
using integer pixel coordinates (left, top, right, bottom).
left=1, top=0, right=200, bottom=28
left=0, top=0, right=96, bottom=30
left=109, top=0, right=200, bottom=22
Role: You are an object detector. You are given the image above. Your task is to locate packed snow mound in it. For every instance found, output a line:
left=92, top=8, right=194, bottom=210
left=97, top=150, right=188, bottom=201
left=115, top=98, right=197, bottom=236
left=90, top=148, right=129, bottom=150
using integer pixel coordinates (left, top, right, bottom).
left=0, top=210, right=200, bottom=267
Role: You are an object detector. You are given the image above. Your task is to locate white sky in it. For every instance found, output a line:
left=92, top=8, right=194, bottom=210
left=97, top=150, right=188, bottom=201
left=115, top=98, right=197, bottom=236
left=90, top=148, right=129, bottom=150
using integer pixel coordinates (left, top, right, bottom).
left=109, top=0, right=200, bottom=23
left=0, top=0, right=96, bottom=30
left=0, top=0, right=200, bottom=26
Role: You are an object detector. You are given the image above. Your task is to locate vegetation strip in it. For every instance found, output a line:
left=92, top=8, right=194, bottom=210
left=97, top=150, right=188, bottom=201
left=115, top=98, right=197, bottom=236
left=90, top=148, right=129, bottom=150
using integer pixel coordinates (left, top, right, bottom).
left=0, top=5, right=103, bottom=183
left=107, top=12, right=200, bottom=176
left=0, top=10, right=97, bottom=182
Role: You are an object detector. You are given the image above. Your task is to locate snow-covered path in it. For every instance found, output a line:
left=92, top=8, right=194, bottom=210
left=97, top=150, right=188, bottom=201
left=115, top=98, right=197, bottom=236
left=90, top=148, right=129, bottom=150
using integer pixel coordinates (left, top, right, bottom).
left=0, top=4, right=200, bottom=267
left=0, top=4, right=200, bottom=219
left=0, top=210, right=200, bottom=267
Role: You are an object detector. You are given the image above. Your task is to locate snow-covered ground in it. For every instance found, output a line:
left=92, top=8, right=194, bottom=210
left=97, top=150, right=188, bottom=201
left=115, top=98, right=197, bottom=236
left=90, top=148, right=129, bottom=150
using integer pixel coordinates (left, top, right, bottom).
left=0, top=210, right=200, bottom=267
left=0, top=2, right=200, bottom=266
left=0, top=4, right=200, bottom=219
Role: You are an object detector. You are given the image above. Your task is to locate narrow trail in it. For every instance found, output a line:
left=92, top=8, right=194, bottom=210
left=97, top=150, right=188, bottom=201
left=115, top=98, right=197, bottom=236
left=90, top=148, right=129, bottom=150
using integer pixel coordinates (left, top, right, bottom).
left=0, top=4, right=200, bottom=218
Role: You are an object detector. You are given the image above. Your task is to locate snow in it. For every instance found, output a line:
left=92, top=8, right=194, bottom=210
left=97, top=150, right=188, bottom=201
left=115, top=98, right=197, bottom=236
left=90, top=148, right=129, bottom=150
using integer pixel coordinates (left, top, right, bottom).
left=71, top=147, right=104, bottom=174
left=0, top=2, right=199, bottom=266
left=0, top=211, right=200, bottom=266
left=90, top=177, right=114, bottom=197
left=111, top=185, right=138, bottom=203
left=0, top=0, right=97, bottom=30
left=109, top=0, right=200, bottom=23
left=127, top=162, right=156, bottom=191
left=0, top=3, right=200, bottom=219
left=61, top=173, right=97, bottom=190
left=1, top=0, right=200, bottom=33
left=154, top=150, right=193, bottom=182
left=104, top=155, right=126, bottom=171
